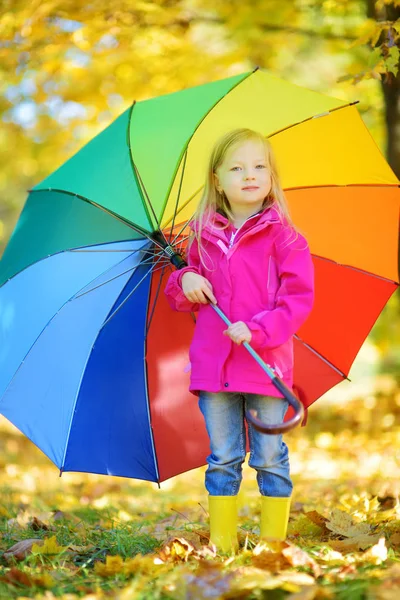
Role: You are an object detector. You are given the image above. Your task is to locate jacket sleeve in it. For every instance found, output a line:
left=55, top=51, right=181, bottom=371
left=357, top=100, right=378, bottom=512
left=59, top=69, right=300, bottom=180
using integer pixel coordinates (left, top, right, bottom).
left=245, top=228, right=314, bottom=350
left=164, top=236, right=202, bottom=312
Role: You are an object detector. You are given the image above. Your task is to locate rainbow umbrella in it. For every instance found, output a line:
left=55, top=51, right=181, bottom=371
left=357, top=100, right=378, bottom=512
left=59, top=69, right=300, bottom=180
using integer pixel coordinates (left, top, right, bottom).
left=0, top=68, right=398, bottom=482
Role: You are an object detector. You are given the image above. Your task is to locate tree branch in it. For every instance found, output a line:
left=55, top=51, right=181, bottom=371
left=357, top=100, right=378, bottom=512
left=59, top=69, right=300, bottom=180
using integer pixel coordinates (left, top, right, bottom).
left=180, top=15, right=358, bottom=41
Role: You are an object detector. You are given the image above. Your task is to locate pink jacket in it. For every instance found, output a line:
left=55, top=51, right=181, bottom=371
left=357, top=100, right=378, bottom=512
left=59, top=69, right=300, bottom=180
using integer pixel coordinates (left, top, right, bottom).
left=164, top=206, right=314, bottom=397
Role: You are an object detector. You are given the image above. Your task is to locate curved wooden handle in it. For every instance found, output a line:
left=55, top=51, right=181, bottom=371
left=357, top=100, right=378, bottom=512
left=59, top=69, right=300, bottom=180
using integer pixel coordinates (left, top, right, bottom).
left=246, top=380, right=304, bottom=434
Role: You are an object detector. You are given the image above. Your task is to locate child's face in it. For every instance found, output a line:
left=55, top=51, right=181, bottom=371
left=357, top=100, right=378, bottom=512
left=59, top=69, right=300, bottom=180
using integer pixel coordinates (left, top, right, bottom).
left=214, top=140, right=272, bottom=213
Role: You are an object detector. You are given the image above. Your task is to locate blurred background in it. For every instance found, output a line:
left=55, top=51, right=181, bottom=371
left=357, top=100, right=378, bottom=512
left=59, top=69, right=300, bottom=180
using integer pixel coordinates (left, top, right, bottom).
left=0, top=0, right=399, bottom=474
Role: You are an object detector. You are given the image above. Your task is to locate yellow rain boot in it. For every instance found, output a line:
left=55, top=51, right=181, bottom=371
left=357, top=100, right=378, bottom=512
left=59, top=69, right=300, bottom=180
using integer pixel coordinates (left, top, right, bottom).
left=208, top=495, right=238, bottom=553
left=260, top=496, right=291, bottom=541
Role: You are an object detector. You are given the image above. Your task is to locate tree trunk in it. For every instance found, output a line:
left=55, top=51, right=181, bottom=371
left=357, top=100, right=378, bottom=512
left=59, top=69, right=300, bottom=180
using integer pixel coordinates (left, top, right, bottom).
left=367, top=0, right=400, bottom=178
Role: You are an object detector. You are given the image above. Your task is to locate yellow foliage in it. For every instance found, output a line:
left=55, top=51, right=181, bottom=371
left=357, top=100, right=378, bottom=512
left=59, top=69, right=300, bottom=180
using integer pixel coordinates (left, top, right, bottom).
left=94, top=554, right=125, bottom=577
left=31, top=536, right=66, bottom=555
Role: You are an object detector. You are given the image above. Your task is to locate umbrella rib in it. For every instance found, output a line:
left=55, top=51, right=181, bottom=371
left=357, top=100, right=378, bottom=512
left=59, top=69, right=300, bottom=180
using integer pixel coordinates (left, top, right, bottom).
left=130, top=158, right=170, bottom=249
left=293, top=334, right=349, bottom=380
left=28, top=188, right=156, bottom=243
left=170, top=219, right=193, bottom=248
left=159, top=68, right=257, bottom=222
left=163, top=187, right=203, bottom=230
left=70, top=247, right=160, bottom=254
left=62, top=253, right=166, bottom=477
left=175, top=234, right=190, bottom=256
left=265, top=100, right=360, bottom=140
left=127, top=102, right=169, bottom=248
left=158, top=76, right=356, bottom=226
left=0, top=249, right=143, bottom=417
left=126, top=101, right=161, bottom=234
left=74, top=253, right=168, bottom=299
left=145, top=262, right=172, bottom=335
left=1, top=239, right=157, bottom=288
left=167, top=148, right=188, bottom=242
left=141, top=265, right=161, bottom=484
left=312, top=253, right=399, bottom=285
left=284, top=182, right=400, bottom=192
left=99, top=254, right=166, bottom=331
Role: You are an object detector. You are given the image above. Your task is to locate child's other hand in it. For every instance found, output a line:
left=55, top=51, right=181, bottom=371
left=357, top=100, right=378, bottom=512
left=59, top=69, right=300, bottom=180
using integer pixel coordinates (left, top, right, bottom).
left=223, top=321, right=252, bottom=345
left=181, top=272, right=217, bottom=305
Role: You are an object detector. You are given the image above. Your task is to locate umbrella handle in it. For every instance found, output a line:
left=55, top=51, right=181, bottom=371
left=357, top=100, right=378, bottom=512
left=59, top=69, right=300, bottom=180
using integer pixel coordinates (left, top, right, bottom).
left=211, top=304, right=304, bottom=435
left=164, top=250, right=304, bottom=434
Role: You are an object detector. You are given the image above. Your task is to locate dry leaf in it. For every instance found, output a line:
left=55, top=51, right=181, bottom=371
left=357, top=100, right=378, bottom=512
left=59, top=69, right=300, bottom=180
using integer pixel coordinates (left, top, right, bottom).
left=282, top=542, right=322, bottom=578
left=0, top=567, right=54, bottom=589
left=0, top=567, right=33, bottom=587
left=305, top=510, right=330, bottom=534
left=29, top=516, right=53, bottom=531
left=328, top=533, right=381, bottom=553
left=388, top=532, right=400, bottom=547
left=252, top=541, right=290, bottom=572
left=184, top=563, right=235, bottom=598
left=158, top=536, right=195, bottom=562
left=4, top=539, right=42, bottom=561
left=326, top=509, right=372, bottom=538
left=51, top=510, right=82, bottom=523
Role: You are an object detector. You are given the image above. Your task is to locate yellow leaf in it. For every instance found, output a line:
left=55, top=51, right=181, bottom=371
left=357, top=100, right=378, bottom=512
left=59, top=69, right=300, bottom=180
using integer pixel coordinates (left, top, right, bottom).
left=31, top=536, right=66, bottom=555
left=158, top=537, right=195, bottom=563
left=94, top=555, right=125, bottom=577
left=32, top=572, right=55, bottom=588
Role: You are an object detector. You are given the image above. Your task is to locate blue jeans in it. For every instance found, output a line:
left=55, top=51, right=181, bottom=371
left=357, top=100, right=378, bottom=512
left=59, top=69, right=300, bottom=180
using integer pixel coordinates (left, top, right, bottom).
left=198, top=391, right=292, bottom=497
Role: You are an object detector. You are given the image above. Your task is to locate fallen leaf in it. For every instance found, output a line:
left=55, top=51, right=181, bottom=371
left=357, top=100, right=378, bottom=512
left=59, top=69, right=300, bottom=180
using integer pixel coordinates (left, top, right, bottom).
left=328, top=533, right=381, bottom=552
left=0, top=567, right=54, bottom=589
left=29, top=516, right=53, bottom=531
left=158, top=536, right=195, bottom=562
left=184, top=563, right=235, bottom=598
left=0, top=567, right=33, bottom=587
left=51, top=510, right=82, bottom=523
left=123, top=554, right=168, bottom=577
left=282, top=542, right=322, bottom=578
left=305, top=510, right=330, bottom=534
left=314, top=546, right=345, bottom=566
left=388, top=532, right=400, bottom=547
left=325, top=509, right=371, bottom=538
left=233, top=566, right=297, bottom=592
left=31, top=536, right=66, bottom=555
left=4, top=539, right=42, bottom=561
left=94, top=555, right=125, bottom=577
left=288, top=515, right=324, bottom=537
left=67, top=544, right=96, bottom=553
left=252, top=541, right=290, bottom=572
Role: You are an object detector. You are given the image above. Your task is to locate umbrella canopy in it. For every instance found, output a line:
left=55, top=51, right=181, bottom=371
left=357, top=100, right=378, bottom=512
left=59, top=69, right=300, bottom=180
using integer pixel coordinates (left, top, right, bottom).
left=0, top=68, right=399, bottom=482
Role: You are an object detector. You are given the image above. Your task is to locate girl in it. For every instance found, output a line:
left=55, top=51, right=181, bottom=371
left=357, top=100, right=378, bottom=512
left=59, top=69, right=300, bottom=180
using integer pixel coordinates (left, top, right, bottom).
left=165, top=128, right=314, bottom=552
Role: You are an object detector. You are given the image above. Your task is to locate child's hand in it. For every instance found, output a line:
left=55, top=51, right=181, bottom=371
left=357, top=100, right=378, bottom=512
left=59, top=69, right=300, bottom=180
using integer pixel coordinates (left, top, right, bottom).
left=181, top=272, right=217, bottom=305
left=223, top=321, right=252, bottom=345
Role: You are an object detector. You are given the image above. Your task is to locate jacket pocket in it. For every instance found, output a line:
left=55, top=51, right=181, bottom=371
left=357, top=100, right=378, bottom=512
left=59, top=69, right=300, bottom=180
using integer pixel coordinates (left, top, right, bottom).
left=267, top=256, right=280, bottom=309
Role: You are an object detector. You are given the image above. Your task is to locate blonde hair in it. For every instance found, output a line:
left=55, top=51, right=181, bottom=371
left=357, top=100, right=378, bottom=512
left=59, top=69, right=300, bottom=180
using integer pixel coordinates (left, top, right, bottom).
left=190, top=128, right=294, bottom=269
